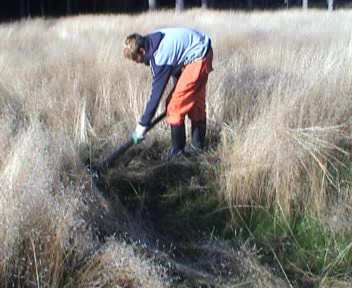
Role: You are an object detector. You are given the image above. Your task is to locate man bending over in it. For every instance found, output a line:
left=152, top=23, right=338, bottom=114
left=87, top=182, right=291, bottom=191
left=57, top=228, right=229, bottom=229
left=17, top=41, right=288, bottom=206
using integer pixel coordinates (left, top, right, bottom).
left=123, top=27, right=213, bottom=158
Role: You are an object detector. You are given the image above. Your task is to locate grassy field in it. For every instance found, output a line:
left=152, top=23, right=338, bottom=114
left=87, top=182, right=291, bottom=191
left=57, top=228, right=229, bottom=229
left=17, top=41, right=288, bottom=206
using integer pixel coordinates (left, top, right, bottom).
left=0, top=9, right=351, bottom=288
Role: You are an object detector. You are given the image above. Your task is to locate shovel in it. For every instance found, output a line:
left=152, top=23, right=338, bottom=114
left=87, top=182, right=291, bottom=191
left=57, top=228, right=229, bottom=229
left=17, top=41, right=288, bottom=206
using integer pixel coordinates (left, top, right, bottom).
left=87, top=81, right=176, bottom=180
left=87, top=111, right=166, bottom=179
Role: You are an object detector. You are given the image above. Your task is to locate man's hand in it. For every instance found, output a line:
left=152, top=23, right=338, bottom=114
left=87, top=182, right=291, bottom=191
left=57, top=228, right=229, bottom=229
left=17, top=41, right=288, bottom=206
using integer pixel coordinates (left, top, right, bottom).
left=132, top=123, right=147, bottom=144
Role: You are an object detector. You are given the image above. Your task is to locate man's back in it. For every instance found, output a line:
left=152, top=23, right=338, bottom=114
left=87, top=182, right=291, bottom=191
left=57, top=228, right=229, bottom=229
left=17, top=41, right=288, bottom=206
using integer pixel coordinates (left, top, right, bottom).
left=153, top=27, right=210, bottom=68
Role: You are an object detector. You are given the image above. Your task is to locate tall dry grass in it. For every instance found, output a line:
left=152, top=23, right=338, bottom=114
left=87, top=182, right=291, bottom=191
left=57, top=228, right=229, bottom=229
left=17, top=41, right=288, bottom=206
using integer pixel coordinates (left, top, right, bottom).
left=0, top=8, right=351, bottom=286
left=217, top=10, right=352, bottom=215
left=0, top=118, right=168, bottom=287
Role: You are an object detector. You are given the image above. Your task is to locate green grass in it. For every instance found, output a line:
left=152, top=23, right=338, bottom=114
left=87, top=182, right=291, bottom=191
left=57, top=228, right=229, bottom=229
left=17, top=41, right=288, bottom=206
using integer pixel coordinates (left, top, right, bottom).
left=102, top=148, right=352, bottom=287
left=159, top=192, right=352, bottom=286
left=157, top=183, right=229, bottom=242
left=148, top=156, right=352, bottom=287
left=232, top=206, right=352, bottom=287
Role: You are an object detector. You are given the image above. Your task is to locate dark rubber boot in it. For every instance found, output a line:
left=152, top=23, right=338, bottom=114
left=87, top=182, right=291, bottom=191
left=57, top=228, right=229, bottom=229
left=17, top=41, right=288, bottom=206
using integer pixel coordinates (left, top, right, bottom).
left=170, top=123, right=186, bottom=156
left=191, top=120, right=206, bottom=151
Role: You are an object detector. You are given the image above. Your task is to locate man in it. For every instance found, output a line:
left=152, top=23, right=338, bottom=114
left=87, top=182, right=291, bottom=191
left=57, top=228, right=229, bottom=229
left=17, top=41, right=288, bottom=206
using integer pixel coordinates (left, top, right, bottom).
left=123, top=27, right=213, bottom=158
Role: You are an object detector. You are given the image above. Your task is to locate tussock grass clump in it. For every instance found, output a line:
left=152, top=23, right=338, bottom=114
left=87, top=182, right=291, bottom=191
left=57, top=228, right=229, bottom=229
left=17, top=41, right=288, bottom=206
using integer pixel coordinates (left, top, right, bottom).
left=75, top=240, right=168, bottom=288
left=0, top=119, right=168, bottom=287
left=219, top=13, right=352, bottom=216
left=0, top=120, right=91, bottom=287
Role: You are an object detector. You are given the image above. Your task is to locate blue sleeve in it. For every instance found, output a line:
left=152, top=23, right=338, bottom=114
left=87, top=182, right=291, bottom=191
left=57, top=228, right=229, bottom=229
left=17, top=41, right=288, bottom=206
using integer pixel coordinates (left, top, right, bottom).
left=139, top=64, right=172, bottom=127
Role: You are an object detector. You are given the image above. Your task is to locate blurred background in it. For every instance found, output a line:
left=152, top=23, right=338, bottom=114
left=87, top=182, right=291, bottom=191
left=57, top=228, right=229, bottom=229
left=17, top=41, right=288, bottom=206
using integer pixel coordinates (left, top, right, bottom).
left=0, top=0, right=351, bottom=22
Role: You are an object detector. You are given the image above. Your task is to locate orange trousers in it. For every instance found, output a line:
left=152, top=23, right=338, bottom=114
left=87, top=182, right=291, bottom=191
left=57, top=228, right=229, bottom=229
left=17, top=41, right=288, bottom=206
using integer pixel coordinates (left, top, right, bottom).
left=166, top=48, right=213, bottom=125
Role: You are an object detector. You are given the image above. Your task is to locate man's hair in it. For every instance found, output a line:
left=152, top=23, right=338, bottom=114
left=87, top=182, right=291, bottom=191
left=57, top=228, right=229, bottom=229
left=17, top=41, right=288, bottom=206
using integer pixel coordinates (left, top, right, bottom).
left=123, top=33, right=145, bottom=60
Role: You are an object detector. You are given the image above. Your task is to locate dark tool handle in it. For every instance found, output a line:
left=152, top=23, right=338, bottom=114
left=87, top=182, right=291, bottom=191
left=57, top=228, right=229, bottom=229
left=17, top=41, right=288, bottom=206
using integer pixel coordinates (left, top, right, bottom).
left=98, top=111, right=166, bottom=171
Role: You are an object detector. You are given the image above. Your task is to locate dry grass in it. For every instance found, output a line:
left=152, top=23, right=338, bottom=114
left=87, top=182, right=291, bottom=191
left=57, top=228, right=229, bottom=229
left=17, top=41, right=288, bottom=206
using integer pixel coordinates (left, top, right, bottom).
left=74, top=240, right=167, bottom=288
left=0, top=8, right=351, bottom=287
left=217, top=10, right=352, bottom=216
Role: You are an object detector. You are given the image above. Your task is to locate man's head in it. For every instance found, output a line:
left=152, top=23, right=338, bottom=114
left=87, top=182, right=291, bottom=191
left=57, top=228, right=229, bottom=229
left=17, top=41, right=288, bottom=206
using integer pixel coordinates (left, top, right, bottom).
left=123, top=33, right=145, bottom=64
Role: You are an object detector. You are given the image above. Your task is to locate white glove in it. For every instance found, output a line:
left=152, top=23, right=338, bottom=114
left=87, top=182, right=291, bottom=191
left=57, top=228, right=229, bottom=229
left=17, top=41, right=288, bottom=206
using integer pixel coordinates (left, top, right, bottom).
left=132, top=123, right=147, bottom=144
